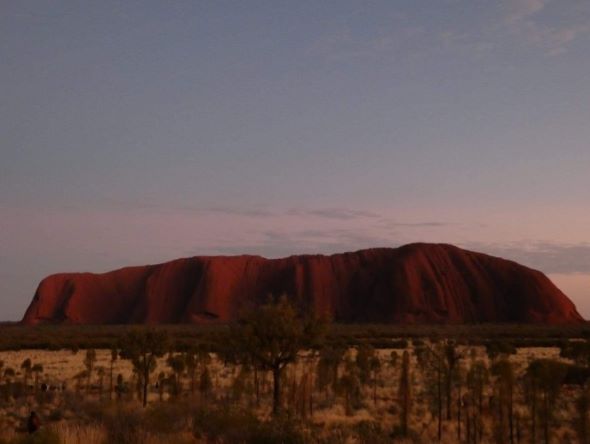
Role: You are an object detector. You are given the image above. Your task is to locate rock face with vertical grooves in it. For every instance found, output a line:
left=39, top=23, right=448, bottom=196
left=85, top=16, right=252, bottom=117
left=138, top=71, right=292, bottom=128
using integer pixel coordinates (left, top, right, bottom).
left=21, top=243, right=583, bottom=325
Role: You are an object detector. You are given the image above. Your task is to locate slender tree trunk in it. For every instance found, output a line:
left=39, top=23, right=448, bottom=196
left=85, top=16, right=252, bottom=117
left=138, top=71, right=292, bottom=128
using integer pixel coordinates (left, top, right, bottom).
left=176, top=372, right=182, bottom=397
left=478, top=384, right=483, bottom=443
left=289, top=375, right=297, bottom=411
left=509, top=388, right=514, bottom=444
left=532, top=394, right=537, bottom=444
left=447, top=371, right=452, bottom=420
left=142, top=367, right=149, bottom=407
left=254, top=367, right=260, bottom=406
left=345, top=391, right=351, bottom=416
left=500, top=391, right=506, bottom=443
left=373, top=373, right=377, bottom=406
left=109, top=363, right=114, bottom=400
left=465, top=397, right=474, bottom=444
left=309, top=373, right=314, bottom=417
left=300, top=373, right=308, bottom=419
left=191, top=369, right=196, bottom=396
left=332, top=364, right=339, bottom=399
left=438, top=368, right=442, bottom=441
left=272, top=366, right=282, bottom=415
left=543, top=392, right=549, bottom=444
left=457, top=391, right=461, bottom=442
left=398, top=351, right=411, bottom=436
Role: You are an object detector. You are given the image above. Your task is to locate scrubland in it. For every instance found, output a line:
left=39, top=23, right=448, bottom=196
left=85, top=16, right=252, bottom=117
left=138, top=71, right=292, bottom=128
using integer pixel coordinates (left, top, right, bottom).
left=1, top=328, right=590, bottom=444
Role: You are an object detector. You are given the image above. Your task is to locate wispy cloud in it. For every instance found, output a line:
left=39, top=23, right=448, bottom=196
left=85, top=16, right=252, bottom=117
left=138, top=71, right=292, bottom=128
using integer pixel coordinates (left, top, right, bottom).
left=65, top=201, right=277, bottom=218
left=197, top=228, right=398, bottom=259
left=505, top=0, right=549, bottom=24
left=383, top=220, right=452, bottom=228
left=201, top=206, right=380, bottom=220
left=518, top=21, right=588, bottom=55
left=286, top=207, right=380, bottom=220
left=200, top=206, right=274, bottom=218
left=166, top=205, right=381, bottom=221
left=84, top=200, right=383, bottom=221
left=305, top=12, right=425, bottom=62
left=465, top=241, right=590, bottom=274
left=305, top=1, right=590, bottom=63
left=502, top=0, right=590, bottom=55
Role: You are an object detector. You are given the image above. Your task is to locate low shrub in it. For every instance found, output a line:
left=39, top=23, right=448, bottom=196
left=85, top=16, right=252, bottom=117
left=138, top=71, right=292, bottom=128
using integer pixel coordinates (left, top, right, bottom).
left=192, top=406, right=259, bottom=442
left=563, top=364, right=590, bottom=386
left=485, top=341, right=516, bottom=359
left=46, top=409, right=63, bottom=423
left=316, top=425, right=351, bottom=444
left=192, top=406, right=306, bottom=443
left=101, top=406, right=148, bottom=444
left=144, top=401, right=191, bottom=435
left=10, top=429, right=60, bottom=444
left=355, top=421, right=390, bottom=444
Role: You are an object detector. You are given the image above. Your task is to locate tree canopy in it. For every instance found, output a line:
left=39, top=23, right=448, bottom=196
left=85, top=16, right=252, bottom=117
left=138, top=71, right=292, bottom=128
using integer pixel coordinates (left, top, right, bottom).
left=119, top=329, right=169, bottom=407
left=226, top=294, right=327, bottom=414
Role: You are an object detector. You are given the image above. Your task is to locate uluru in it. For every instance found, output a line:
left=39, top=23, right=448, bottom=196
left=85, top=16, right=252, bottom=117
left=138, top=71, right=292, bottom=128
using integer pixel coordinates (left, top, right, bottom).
left=21, top=243, right=583, bottom=325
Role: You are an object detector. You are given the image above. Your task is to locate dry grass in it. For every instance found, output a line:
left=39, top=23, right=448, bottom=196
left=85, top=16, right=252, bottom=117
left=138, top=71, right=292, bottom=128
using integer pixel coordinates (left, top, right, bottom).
left=0, top=342, right=585, bottom=443
left=50, top=423, right=106, bottom=444
left=49, top=422, right=196, bottom=444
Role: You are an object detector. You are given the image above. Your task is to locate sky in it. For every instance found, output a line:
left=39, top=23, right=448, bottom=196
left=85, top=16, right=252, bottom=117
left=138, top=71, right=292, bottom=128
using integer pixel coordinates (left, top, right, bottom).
left=1, top=0, right=590, bottom=321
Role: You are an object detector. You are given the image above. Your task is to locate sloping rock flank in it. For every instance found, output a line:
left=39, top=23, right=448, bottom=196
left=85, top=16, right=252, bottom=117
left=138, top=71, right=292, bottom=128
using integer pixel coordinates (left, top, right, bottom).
left=21, top=243, right=583, bottom=325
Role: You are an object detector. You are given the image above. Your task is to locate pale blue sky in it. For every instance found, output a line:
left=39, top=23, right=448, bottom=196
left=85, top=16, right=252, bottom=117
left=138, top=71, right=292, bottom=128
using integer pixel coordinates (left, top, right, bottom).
left=2, top=0, right=590, bottom=320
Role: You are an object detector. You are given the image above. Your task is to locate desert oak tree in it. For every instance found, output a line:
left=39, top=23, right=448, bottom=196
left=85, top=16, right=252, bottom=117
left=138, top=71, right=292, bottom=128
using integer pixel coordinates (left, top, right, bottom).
left=226, top=295, right=326, bottom=415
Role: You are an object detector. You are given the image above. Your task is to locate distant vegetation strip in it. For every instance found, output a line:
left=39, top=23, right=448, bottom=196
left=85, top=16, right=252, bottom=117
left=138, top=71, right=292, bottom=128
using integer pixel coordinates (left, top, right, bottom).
left=1, top=323, right=589, bottom=351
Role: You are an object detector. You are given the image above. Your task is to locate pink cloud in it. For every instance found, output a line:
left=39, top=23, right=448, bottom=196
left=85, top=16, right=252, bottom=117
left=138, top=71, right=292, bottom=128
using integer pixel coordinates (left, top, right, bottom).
left=505, top=0, right=549, bottom=24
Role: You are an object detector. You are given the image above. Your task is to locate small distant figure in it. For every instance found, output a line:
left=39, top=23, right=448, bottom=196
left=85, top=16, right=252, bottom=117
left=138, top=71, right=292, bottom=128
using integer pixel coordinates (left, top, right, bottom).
left=27, top=411, right=41, bottom=434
